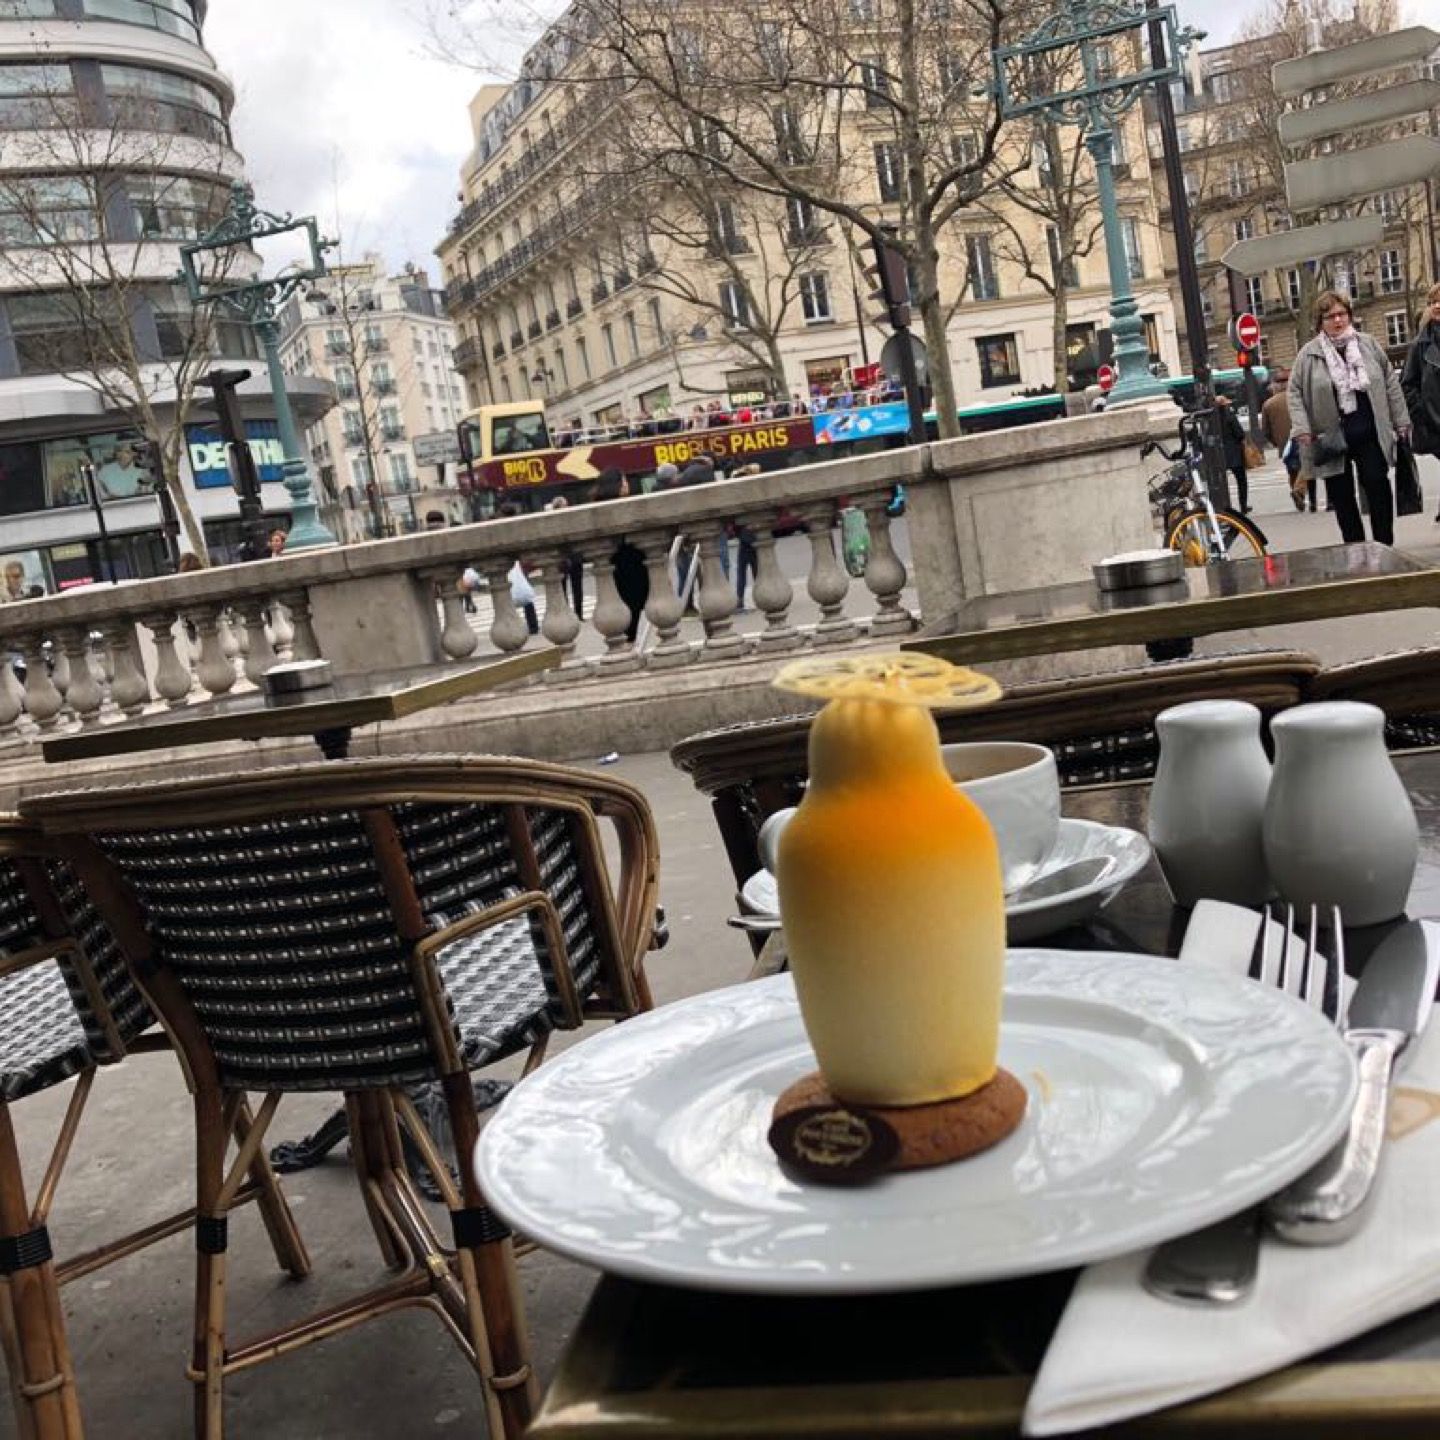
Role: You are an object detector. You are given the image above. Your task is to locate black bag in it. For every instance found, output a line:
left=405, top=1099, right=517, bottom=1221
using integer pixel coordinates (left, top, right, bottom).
left=1313, top=426, right=1348, bottom=464
left=1413, top=412, right=1440, bottom=458
left=1395, top=437, right=1424, bottom=517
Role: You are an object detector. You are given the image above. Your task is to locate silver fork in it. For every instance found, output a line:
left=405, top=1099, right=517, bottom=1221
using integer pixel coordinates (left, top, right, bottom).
left=1143, top=903, right=1344, bottom=1305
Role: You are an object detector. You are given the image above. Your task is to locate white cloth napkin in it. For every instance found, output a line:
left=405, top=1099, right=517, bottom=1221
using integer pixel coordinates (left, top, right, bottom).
left=1024, top=911, right=1440, bottom=1436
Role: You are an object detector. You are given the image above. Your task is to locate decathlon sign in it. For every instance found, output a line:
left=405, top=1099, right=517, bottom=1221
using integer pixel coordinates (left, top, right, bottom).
left=186, top=420, right=286, bottom=489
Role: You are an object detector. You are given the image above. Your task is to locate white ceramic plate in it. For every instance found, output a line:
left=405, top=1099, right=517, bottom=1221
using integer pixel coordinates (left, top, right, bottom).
left=475, top=953, right=1356, bottom=1295
left=738, top=819, right=1151, bottom=943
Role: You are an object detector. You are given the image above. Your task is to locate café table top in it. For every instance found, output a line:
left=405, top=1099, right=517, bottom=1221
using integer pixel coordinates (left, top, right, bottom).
left=905, top=542, right=1440, bottom=664
left=530, top=748, right=1440, bottom=1440
left=40, top=648, right=558, bottom=763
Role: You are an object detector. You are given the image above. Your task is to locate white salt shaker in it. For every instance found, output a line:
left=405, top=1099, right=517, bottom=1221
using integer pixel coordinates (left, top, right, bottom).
left=1264, top=701, right=1417, bottom=927
left=1148, top=699, right=1273, bottom=907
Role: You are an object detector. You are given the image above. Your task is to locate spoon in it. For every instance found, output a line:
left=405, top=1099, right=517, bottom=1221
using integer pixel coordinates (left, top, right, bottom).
left=1009, top=855, right=1115, bottom=905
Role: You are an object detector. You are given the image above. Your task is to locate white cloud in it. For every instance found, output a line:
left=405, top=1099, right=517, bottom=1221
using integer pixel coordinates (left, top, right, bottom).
left=204, top=0, right=486, bottom=275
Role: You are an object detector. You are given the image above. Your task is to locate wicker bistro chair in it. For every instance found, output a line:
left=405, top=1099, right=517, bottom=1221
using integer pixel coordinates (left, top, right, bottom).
left=672, top=648, right=1323, bottom=889
left=24, top=756, right=663, bottom=1440
left=0, top=820, right=309, bottom=1440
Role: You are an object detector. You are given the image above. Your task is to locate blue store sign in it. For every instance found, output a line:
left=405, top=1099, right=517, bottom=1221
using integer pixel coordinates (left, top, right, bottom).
left=187, top=420, right=286, bottom=490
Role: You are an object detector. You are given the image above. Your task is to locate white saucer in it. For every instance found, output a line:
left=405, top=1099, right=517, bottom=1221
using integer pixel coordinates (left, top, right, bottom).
left=738, top=818, right=1151, bottom=944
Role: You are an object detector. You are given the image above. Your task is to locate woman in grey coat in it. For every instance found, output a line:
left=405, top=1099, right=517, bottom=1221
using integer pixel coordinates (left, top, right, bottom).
left=1288, top=289, right=1411, bottom=546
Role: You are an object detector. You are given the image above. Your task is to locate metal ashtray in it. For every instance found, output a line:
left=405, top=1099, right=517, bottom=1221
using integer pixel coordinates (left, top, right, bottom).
left=1092, top=549, right=1184, bottom=592
left=263, top=660, right=333, bottom=696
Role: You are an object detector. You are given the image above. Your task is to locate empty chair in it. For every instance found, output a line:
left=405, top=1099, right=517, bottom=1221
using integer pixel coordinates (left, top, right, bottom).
left=0, top=818, right=308, bottom=1440
left=25, top=756, right=663, bottom=1440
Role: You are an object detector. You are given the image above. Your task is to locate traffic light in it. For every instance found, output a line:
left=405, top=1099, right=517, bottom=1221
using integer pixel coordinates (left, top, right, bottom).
left=864, top=230, right=910, bottom=330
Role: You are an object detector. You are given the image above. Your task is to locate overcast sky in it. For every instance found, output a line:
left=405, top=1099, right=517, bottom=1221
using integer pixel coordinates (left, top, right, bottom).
left=202, top=0, right=1258, bottom=276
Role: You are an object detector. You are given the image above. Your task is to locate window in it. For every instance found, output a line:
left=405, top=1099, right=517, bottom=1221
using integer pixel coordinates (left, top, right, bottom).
left=342, top=409, right=364, bottom=445
left=1286, top=268, right=1302, bottom=309
left=387, top=451, right=412, bottom=486
left=874, top=142, right=903, bottom=202
left=1233, top=216, right=1254, bottom=242
left=0, top=62, right=78, bottom=127
left=601, top=322, right=618, bottom=367
left=1380, top=248, right=1403, bottom=294
left=966, top=234, right=999, bottom=301
left=647, top=297, right=663, bottom=338
left=773, top=103, right=807, bottom=164
left=1386, top=311, right=1410, bottom=347
left=1334, top=259, right=1356, bottom=297
left=576, top=336, right=590, bottom=379
left=1245, top=275, right=1263, bottom=313
left=334, top=365, right=357, bottom=398
left=1194, top=225, right=1209, bottom=263
left=849, top=0, right=875, bottom=16
left=0, top=0, right=57, bottom=14
left=1200, top=290, right=1214, bottom=321
left=859, top=57, right=890, bottom=107
left=0, top=175, right=98, bottom=244
left=676, top=25, right=703, bottom=81
left=1227, top=161, right=1245, bottom=199
left=1377, top=190, right=1401, bottom=223
left=554, top=347, right=568, bottom=387
left=1122, top=216, right=1143, bottom=280
left=800, top=271, right=832, bottom=322
left=1210, top=70, right=1233, bottom=103
left=100, top=63, right=230, bottom=143
left=976, top=333, right=1021, bottom=388
left=624, top=310, right=640, bottom=358
left=1093, top=43, right=1115, bottom=83
left=938, top=52, right=967, bottom=92
left=951, top=130, right=979, bottom=166
left=8, top=290, right=118, bottom=373
left=125, top=174, right=227, bottom=239
left=786, top=195, right=820, bottom=245
left=350, top=454, right=372, bottom=486
left=83, top=0, right=201, bottom=42
left=758, top=20, right=788, bottom=77
left=719, top=280, right=750, bottom=327
left=1046, top=225, right=1078, bottom=288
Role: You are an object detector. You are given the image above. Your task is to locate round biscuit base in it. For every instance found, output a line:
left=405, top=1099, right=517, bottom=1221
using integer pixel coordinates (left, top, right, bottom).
left=772, top=1067, right=1027, bottom=1172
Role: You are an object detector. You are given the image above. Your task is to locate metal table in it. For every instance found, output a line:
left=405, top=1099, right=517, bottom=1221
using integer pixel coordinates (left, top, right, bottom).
left=40, top=649, right=558, bottom=762
left=530, top=750, right=1440, bottom=1439
left=904, top=543, right=1440, bottom=664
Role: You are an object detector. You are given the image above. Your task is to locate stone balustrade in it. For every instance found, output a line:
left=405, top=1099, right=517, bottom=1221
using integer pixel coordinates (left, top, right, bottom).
left=0, top=409, right=1155, bottom=741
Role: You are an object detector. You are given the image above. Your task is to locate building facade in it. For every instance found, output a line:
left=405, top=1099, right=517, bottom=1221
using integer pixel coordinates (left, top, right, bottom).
left=279, top=253, right=468, bottom=540
left=1146, top=31, right=1440, bottom=375
left=0, top=0, right=333, bottom=586
left=435, top=25, right=1180, bottom=437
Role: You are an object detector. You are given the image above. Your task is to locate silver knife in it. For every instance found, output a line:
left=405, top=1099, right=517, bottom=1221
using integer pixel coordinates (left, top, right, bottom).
left=1266, top=919, right=1440, bottom=1244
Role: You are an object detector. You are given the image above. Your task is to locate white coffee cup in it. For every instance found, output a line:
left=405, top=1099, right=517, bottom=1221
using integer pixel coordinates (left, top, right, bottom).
left=941, top=742, right=1061, bottom=894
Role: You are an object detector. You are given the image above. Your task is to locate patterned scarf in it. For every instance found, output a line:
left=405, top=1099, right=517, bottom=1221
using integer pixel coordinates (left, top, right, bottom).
left=1319, top=326, right=1370, bottom=415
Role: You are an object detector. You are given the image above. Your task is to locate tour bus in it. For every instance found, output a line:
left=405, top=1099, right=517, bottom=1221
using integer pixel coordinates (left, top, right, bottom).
left=454, top=367, right=1269, bottom=511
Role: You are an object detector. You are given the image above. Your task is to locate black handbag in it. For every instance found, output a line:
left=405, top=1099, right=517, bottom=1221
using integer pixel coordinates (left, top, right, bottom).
left=1313, top=425, right=1348, bottom=463
left=1395, top=437, right=1424, bottom=517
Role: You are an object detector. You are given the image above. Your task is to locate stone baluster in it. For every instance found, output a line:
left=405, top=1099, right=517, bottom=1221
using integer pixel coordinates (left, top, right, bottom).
left=485, top=563, right=531, bottom=656
left=191, top=606, right=238, bottom=698
left=57, top=627, right=104, bottom=726
left=581, top=541, right=640, bottom=673
left=281, top=591, right=321, bottom=662
left=49, top=643, right=70, bottom=701
left=537, top=552, right=582, bottom=680
left=239, top=600, right=277, bottom=684
left=799, top=504, right=856, bottom=646
left=220, top=608, right=243, bottom=666
left=749, top=513, right=801, bottom=652
left=146, top=614, right=193, bottom=706
left=103, top=623, right=151, bottom=716
left=693, top=523, right=743, bottom=658
left=95, top=631, right=115, bottom=686
left=430, top=570, right=480, bottom=660
left=637, top=533, right=691, bottom=668
left=857, top=498, right=914, bottom=636
left=0, top=659, right=22, bottom=735
left=17, top=636, right=63, bottom=728
left=268, top=601, right=295, bottom=662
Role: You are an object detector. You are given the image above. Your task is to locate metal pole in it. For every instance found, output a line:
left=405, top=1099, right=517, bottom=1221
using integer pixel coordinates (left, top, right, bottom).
left=895, top=327, right=927, bottom=446
left=846, top=239, right=872, bottom=369
left=1145, top=0, right=1230, bottom=508
left=255, top=316, right=335, bottom=550
left=80, top=464, right=116, bottom=583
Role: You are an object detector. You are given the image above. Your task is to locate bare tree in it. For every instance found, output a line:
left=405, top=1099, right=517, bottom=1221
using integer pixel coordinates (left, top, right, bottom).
left=0, top=71, right=250, bottom=563
left=433, top=0, right=1025, bottom=437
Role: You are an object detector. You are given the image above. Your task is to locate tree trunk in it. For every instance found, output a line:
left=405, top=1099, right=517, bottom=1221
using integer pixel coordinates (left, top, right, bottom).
left=915, top=232, right=959, bottom=439
left=1051, top=284, right=1069, bottom=395
left=159, top=423, right=209, bottom=565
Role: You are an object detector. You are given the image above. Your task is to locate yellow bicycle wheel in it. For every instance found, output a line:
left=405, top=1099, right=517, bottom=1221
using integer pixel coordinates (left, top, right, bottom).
left=1166, top=512, right=1267, bottom=567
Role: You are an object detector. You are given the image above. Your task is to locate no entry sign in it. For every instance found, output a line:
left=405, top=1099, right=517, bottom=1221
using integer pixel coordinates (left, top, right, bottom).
left=1230, top=312, right=1262, bottom=351
left=1097, top=363, right=1116, bottom=393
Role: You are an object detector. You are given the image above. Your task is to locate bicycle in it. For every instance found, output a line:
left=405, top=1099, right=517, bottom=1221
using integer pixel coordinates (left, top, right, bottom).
left=1142, top=409, right=1268, bottom=566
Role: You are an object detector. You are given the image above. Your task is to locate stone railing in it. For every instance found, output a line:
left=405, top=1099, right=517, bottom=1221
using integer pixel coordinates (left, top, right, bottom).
left=0, top=411, right=1156, bottom=742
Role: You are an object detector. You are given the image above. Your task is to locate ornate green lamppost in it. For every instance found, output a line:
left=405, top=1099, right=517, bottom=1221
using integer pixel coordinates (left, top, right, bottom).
left=178, top=183, right=337, bottom=549
left=995, top=0, right=1198, bottom=404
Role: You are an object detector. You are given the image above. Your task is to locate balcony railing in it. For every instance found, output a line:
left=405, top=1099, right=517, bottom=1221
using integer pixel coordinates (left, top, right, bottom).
left=612, top=269, right=633, bottom=291
left=545, top=310, right=561, bottom=330
left=335, top=383, right=358, bottom=400
left=591, top=280, right=609, bottom=303
left=509, top=329, right=524, bottom=349
left=527, top=319, right=543, bottom=339
left=492, top=340, right=507, bottom=359
left=565, top=297, right=584, bottom=318
left=382, top=423, right=406, bottom=441
left=0, top=413, right=1153, bottom=758
left=453, top=337, right=481, bottom=369
left=373, top=378, right=398, bottom=395
left=326, top=339, right=349, bottom=356
left=364, top=336, right=389, bottom=353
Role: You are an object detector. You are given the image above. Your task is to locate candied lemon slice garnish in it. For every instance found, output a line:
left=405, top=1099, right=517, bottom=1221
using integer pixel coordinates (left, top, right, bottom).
left=773, top=653, right=1001, bottom=709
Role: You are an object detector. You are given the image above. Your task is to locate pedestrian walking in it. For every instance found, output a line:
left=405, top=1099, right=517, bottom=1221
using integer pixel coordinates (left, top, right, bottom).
left=1261, top=368, right=1312, bottom=512
left=1215, top=396, right=1251, bottom=514
left=1289, top=289, right=1412, bottom=546
left=590, top=468, right=648, bottom=642
left=1401, top=282, right=1440, bottom=521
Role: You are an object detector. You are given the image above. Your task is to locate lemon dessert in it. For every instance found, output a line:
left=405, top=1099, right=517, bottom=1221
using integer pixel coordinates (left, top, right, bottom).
left=768, top=653, right=1027, bottom=1174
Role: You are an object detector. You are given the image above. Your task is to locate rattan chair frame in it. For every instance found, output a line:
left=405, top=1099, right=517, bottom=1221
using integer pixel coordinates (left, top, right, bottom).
left=25, top=756, right=663, bottom=1440
left=0, top=820, right=309, bottom=1440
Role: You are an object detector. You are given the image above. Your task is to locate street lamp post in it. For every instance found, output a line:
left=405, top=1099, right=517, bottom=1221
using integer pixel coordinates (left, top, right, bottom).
left=178, top=183, right=337, bottom=550
left=995, top=0, right=1198, bottom=405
